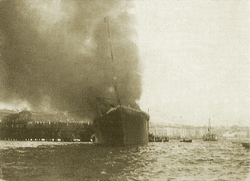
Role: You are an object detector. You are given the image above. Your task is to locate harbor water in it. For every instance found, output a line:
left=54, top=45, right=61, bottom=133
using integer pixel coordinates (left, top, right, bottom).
left=0, top=140, right=249, bottom=181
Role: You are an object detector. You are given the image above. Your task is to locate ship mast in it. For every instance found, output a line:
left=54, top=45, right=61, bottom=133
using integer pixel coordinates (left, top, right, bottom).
left=104, top=17, right=122, bottom=107
left=208, top=118, right=211, bottom=134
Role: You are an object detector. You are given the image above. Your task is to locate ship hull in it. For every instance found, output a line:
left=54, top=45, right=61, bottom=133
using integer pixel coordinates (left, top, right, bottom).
left=93, top=106, right=149, bottom=146
left=203, top=133, right=218, bottom=141
left=180, top=139, right=192, bottom=142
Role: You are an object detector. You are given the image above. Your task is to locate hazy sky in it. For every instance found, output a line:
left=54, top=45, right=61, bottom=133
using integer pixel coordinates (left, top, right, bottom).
left=135, top=1, right=250, bottom=126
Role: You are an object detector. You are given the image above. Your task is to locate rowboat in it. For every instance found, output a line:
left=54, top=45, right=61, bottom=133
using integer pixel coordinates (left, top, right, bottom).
left=180, top=139, right=192, bottom=143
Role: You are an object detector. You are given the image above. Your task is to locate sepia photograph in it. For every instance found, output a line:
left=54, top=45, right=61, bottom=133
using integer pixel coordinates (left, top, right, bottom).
left=0, top=0, right=249, bottom=180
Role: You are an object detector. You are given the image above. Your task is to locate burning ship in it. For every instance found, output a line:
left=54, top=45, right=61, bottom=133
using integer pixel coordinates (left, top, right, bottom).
left=93, top=103, right=149, bottom=146
left=92, top=18, right=150, bottom=146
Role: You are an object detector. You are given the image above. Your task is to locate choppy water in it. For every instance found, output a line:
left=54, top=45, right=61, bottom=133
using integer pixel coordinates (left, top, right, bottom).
left=0, top=140, right=249, bottom=181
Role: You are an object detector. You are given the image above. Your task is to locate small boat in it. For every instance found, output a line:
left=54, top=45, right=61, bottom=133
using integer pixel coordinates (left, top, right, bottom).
left=242, top=143, right=250, bottom=149
left=180, top=139, right=192, bottom=142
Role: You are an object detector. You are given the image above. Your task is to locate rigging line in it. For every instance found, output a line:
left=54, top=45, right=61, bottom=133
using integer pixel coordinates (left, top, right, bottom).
left=104, top=16, right=122, bottom=107
left=104, top=16, right=114, bottom=63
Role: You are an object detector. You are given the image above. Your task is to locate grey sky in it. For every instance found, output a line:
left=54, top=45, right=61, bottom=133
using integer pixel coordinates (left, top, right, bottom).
left=136, top=1, right=250, bottom=126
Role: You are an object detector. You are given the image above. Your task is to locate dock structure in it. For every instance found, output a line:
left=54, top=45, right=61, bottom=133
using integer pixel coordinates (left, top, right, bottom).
left=0, top=117, right=94, bottom=142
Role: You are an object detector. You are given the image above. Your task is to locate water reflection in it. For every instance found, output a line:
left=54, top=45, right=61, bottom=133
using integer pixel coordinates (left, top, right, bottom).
left=0, top=140, right=249, bottom=180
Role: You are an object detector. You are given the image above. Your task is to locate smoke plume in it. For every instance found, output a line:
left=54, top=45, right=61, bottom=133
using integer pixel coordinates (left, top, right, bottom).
left=0, top=0, right=141, bottom=120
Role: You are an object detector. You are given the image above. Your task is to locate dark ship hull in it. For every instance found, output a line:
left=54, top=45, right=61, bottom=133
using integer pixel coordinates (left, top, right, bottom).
left=180, top=139, right=192, bottom=142
left=93, top=106, right=150, bottom=146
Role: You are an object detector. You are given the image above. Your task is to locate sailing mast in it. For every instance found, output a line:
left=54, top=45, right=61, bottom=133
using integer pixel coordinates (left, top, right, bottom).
left=104, top=17, right=122, bottom=107
left=208, top=118, right=211, bottom=134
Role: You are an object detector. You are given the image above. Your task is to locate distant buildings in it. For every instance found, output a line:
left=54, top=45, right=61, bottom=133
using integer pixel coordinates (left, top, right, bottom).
left=149, top=123, right=250, bottom=139
left=222, top=131, right=248, bottom=139
left=149, top=126, right=207, bottom=139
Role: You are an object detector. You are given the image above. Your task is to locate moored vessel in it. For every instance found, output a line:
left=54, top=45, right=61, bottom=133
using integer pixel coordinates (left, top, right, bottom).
left=203, top=118, right=218, bottom=141
left=180, top=138, right=192, bottom=142
left=93, top=105, right=149, bottom=146
left=92, top=17, right=150, bottom=146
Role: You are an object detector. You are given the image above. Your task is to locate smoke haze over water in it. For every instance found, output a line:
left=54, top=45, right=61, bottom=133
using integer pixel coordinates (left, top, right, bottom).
left=0, top=0, right=141, bottom=120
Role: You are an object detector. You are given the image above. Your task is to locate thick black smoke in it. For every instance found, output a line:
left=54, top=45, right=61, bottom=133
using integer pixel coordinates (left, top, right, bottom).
left=0, top=0, right=141, bottom=120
